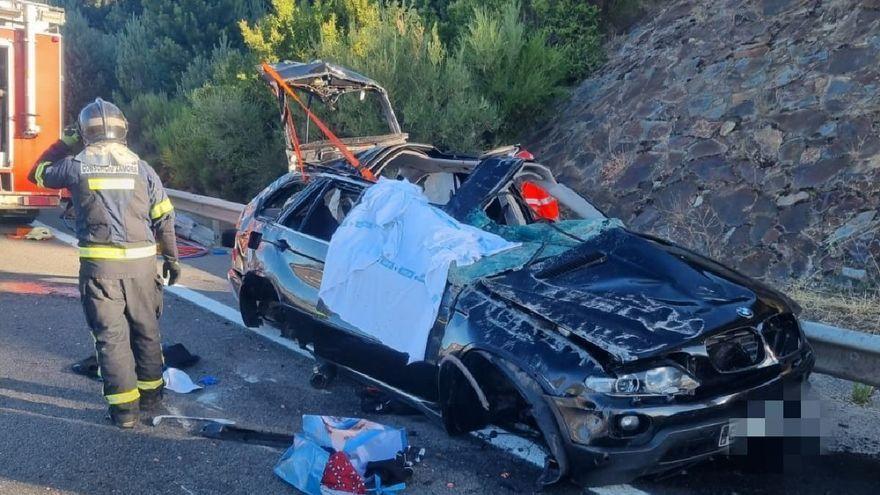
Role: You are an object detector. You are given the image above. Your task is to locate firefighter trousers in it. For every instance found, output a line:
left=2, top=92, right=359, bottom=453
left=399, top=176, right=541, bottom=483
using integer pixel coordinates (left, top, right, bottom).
left=79, top=274, right=165, bottom=408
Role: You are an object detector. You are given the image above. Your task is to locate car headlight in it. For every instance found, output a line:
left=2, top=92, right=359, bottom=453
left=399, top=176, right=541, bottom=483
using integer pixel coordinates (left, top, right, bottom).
left=585, top=366, right=700, bottom=397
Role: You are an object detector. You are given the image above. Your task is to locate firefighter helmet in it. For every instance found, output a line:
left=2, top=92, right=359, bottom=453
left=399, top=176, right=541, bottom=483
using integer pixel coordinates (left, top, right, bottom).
left=78, top=98, right=128, bottom=144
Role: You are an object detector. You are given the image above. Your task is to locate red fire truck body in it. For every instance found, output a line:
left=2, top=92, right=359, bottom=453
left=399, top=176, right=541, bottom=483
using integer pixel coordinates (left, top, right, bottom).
left=0, top=0, right=64, bottom=221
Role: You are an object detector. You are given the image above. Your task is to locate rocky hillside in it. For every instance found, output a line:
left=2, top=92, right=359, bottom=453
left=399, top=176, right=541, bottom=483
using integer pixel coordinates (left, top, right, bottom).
left=531, top=0, right=880, bottom=283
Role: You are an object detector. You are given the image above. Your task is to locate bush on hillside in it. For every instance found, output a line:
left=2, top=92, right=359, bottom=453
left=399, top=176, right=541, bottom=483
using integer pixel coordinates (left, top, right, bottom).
left=61, top=9, right=118, bottom=121
left=414, top=0, right=603, bottom=80
left=115, top=0, right=264, bottom=100
left=455, top=2, right=567, bottom=140
left=313, top=4, right=499, bottom=152
left=239, top=0, right=377, bottom=62
left=121, top=92, right=183, bottom=167
left=155, top=81, right=286, bottom=202
left=530, top=0, right=603, bottom=79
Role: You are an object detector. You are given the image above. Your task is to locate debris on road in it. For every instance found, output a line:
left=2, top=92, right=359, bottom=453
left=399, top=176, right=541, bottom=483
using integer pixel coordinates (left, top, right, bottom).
left=71, top=355, right=100, bottom=378
left=275, top=415, right=412, bottom=495
left=175, top=212, right=216, bottom=248
left=151, top=415, right=235, bottom=427
left=199, top=422, right=293, bottom=449
left=163, top=343, right=201, bottom=368
left=163, top=367, right=203, bottom=393
left=198, top=375, right=219, bottom=386
left=16, top=226, right=53, bottom=240
left=358, top=387, right=417, bottom=416
left=71, top=343, right=200, bottom=381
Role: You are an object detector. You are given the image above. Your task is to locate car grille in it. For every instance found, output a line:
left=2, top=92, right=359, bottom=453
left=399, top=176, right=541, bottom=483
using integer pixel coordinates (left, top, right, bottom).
left=763, top=313, right=802, bottom=358
left=705, top=328, right=764, bottom=373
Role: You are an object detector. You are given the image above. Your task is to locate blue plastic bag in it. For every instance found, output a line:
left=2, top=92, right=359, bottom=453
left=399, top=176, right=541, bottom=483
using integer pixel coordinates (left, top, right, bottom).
left=366, top=474, right=406, bottom=494
left=301, top=415, right=407, bottom=475
left=275, top=416, right=408, bottom=493
left=274, top=433, right=330, bottom=495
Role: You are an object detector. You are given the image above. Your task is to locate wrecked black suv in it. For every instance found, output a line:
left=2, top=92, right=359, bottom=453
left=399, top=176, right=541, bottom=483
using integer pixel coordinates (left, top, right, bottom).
left=224, top=61, right=815, bottom=486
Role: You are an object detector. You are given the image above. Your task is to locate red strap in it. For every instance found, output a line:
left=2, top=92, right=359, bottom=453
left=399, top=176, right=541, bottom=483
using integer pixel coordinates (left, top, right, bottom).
left=262, top=62, right=376, bottom=182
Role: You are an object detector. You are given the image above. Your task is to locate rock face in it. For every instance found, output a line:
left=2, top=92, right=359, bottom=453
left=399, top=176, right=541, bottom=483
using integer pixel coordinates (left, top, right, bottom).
left=530, top=0, right=880, bottom=282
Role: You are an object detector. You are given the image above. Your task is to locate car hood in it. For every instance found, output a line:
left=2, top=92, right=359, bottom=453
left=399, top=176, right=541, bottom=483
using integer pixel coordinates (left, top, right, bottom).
left=475, top=228, right=788, bottom=364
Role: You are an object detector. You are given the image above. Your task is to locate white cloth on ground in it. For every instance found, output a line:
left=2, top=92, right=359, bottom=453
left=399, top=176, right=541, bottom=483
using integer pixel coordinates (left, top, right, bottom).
left=319, top=178, right=518, bottom=363
left=163, top=367, right=203, bottom=394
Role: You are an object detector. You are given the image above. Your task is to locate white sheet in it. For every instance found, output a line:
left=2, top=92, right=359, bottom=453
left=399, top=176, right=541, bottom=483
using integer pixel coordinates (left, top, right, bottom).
left=319, top=178, right=518, bottom=363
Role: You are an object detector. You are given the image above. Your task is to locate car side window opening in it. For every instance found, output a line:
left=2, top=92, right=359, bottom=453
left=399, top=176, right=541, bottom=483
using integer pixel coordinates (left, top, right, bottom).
left=258, top=178, right=309, bottom=221
left=483, top=186, right=532, bottom=226
left=283, top=181, right=363, bottom=241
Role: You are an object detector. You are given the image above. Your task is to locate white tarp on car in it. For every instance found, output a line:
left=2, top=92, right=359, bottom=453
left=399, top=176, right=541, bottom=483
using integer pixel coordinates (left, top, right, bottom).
left=319, top=178, right=518, bottom=363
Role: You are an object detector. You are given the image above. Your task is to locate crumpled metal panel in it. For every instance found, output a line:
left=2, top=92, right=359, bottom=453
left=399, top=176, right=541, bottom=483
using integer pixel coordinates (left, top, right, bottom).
left=477, top=227, right=785, bottom=363
left=444, top=156, right=523, bottom=221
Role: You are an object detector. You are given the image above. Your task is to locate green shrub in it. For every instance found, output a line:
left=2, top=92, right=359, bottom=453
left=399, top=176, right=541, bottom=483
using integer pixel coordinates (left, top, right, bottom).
left=240, top=0, right=376, bottom=62
left=178, top=35, right=253, bottom=94
left=314, top=4, right=499, bottom=152
left=530, top=0, right=603, bottom=79
left=414, top=0, right=603, bottom=81
left=852, top=383, right=875, bottom=406
left=115, top=0, right=264, bottom=100
left=121, top=92, right=183, bottom=167
left=244, top=1, right=500, bottom=152
left=154, top=81, right=286, bottom=202
left=455, top=2, right=567, bottom=141
left=61, top=8, right=119, bottom=121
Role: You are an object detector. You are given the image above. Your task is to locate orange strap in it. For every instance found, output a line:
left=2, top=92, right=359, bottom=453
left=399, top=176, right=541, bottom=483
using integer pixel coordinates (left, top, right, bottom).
left=262, top=62, right=376, bottom=182
left=284, top=106, right=307, bottom=181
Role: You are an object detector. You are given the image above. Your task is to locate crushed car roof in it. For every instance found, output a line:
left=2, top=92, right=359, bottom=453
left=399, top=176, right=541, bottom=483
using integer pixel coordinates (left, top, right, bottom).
left=263, top=60, right=388, bottom=102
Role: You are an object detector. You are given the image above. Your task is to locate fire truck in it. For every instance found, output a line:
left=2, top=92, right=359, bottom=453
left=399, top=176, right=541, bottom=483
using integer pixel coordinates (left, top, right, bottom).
left=0, top=0, right=64, bottom=222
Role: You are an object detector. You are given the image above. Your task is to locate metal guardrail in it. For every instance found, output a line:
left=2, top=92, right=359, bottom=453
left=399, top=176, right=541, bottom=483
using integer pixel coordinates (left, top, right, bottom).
left=803, top=322, right=880, bottom=388
left=166, top=188, right=244, bottom=231
left=166, top=188, right=880, bottom=388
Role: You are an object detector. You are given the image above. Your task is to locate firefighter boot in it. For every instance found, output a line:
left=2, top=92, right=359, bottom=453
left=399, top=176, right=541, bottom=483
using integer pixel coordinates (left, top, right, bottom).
left=108, top=402, right=139, bottom=429
left=139, top=387, right=164, bottom=412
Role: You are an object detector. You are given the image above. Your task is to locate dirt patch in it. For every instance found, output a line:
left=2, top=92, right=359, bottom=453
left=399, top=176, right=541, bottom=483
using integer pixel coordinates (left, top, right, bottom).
left=785, top=280, right=880, bottom=334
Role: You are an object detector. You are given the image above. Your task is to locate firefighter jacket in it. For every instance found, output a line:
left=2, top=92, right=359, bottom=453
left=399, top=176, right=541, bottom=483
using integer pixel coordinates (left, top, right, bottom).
left=29, top=140, right=178, bottom=278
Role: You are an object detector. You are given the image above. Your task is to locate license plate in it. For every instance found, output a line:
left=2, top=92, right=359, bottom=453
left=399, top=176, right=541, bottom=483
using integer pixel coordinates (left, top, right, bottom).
left=718, top=424, right=732, bottom=447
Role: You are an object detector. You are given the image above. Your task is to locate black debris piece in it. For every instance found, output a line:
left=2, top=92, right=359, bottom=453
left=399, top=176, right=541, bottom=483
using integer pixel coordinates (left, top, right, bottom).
left=358, top=386, right=419, bottom=415
left=200, top=422, right=294, bottom=449
left=71, top=343, right=200, bottom=380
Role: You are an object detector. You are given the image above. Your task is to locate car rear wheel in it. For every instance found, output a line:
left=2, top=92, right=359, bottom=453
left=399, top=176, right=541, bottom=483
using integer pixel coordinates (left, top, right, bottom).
left=239, top=274, right=279, bottom=327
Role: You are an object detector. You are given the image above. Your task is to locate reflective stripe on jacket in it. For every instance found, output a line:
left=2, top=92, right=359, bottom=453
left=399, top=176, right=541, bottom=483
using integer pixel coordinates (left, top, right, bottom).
left=32, top=141, right=178, bottom=277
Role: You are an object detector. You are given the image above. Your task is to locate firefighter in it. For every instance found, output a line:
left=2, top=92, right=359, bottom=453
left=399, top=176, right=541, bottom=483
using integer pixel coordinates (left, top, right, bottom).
left=28, top=98, right=181, bottom=428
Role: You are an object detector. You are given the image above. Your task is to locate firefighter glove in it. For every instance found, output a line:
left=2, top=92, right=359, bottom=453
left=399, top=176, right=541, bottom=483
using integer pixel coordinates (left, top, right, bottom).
left=163, top=260, right=181, bottom=286
left=61, top=126, right=80, bottom=147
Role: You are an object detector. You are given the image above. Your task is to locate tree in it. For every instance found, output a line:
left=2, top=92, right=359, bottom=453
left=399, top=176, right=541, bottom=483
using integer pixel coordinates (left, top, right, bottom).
left=115, top=0, right=264, bottom=99
left=61, top=8, right=118, bottom=120
left=455, top=2, right=567, bottom=139
left=155, top=80, right=286, bottom=202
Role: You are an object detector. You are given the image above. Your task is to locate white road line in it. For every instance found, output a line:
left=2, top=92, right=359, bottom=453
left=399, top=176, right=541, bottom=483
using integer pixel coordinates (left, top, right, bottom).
left=37, top=221, right=647, bottom=494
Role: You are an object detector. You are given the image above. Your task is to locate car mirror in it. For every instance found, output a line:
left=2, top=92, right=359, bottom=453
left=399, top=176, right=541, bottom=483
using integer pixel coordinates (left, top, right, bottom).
left=220, top=229, right=237, bottom=249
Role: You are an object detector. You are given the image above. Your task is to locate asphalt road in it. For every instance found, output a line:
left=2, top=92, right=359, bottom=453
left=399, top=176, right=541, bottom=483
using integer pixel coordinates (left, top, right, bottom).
left=1, top=211, right=878, bottom=494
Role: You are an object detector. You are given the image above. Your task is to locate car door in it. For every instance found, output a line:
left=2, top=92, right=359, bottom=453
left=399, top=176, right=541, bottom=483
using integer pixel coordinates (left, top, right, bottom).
left=266, top=177, right=417, bottom=391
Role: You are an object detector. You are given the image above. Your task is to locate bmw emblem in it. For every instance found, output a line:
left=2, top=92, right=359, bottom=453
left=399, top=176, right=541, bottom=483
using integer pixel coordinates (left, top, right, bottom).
left=736, top=307, right=754, bottom=319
